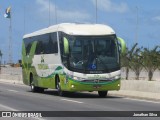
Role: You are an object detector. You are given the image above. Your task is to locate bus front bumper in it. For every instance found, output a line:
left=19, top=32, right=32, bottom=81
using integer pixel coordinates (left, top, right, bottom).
left=65, top=79, right=120, bottom=92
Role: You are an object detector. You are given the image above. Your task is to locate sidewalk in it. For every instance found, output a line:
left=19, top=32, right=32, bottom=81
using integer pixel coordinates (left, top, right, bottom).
left=109, top=90, right=160, bottom=101
left=0, top=79, right=23, bottom=85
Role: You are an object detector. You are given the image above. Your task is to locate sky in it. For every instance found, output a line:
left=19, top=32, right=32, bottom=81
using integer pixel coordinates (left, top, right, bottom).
left=0, top=0, right=160, bottom=63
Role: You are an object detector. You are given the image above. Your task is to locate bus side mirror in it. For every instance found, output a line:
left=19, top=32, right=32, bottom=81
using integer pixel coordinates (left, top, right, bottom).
left=117, top=37, right=126, bottom=54
left=63, top=37, right=69, bottom=54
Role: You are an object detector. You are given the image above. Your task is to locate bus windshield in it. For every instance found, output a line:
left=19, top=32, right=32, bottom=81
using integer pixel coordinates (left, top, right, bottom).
left=62, top=35, right=120, bottom=74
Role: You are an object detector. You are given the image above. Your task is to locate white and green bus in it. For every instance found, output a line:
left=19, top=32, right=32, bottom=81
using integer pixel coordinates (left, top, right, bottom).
left=22, top=23, right=126, bottom=97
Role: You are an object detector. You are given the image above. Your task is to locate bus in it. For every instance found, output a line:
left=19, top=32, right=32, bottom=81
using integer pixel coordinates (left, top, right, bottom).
left=22, top=23, right=126, bottom=97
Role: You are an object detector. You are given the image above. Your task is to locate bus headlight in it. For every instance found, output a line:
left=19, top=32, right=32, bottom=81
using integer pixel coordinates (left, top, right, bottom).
left=67, top=74, right=84, bottom=81
left=73, top=76, right=84, bottom=81
left=73, top=76, right=78, bottom=80
left=110, top=75, right=121, bottom=80
left=114, top=75, right=120, bottom=79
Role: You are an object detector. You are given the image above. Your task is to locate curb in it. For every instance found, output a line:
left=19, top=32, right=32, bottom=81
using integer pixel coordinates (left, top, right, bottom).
left=108, top=90, right=160, bottom=101
left=0, top=79, right=23, bottom=85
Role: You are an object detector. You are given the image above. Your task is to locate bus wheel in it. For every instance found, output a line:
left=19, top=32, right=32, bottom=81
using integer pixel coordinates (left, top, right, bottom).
left=98, top=91, right=108, bottom=98
left=30, top=78, right=38, bottom=92
left=30, top=75, right=44, bottom=93
left=56, top=76, right=65, bottom=96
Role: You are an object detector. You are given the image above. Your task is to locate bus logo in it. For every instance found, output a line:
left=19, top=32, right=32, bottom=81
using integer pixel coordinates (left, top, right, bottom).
left=94, top=79, right=99, bottom=83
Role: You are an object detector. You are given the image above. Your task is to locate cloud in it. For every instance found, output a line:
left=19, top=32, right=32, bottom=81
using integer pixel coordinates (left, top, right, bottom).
left=152, top=16, right=160, bottom=21
left=91, top=0, right=128, bottom=13
left=35, top=0, right=91, bottom=23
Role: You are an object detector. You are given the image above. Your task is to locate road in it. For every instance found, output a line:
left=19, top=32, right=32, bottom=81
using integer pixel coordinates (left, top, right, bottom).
left=0, top=82, right=160, bottom=120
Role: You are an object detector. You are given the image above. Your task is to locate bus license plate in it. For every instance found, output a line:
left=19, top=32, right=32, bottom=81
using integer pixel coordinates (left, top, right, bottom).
left=93, top=85, right=101, bottom=89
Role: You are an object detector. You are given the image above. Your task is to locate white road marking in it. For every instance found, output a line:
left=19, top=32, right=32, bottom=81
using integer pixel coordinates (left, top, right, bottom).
left=61, top=99, right=83, bottom=104
left=0, top=104, right=45, bottom=120
left=123, top=98, right=160, bottom=104
left=0, top=103, right=19, bottom=111
left=7, top=89, right=19, bottom=93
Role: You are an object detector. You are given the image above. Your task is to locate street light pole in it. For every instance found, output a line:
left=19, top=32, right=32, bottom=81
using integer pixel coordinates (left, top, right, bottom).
left=95, top=0, right=97, bottom=23
left=49, top=0, right=51, bottom=26
left=135, top=6, right=139, bottom=45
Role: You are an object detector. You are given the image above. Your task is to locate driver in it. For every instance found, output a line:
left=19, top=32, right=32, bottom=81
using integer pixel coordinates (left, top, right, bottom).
left=70, top=54, right=77, bottom=67
left=98, top=51, right=107, bottom=63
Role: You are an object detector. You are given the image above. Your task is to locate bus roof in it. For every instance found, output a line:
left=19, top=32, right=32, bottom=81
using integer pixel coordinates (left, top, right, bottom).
left=23, top=23, right=115, bottom=38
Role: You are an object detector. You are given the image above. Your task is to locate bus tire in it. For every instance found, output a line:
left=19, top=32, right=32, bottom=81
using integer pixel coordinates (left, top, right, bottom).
left=56, top=76, right=65, bottom=96
left=98, top=91, right=108, bottom=98
left=37, top=87, right=45, bottom=93
left=30, top=74, right=44, bottom=93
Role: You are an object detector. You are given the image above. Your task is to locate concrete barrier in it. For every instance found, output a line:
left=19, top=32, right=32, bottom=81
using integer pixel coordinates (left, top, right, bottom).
left=120, top=80, right=160, bottom=93
left=108, top=80, right=160, bottom=100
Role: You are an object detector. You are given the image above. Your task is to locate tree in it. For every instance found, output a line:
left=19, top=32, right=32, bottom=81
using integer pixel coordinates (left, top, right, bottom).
left=129, top=46, right=143, bottom=80
left=121, top=48, right=130, bottom=80
left=121, top=43, right=138, bottom=80
left=141, top=46, right=160, bottom=81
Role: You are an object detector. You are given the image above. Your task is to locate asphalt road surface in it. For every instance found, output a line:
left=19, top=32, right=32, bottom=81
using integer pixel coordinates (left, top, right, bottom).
left=0, top=82, right=159, bottom=120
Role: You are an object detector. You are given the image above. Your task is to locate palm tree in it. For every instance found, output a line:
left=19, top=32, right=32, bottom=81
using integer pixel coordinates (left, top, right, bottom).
left=129, top=46, right=143, bottom=80
left=121, top=43, right=138, bottom=80
left=141, top=46, right=160, bottom=81
left=121, top=48, right=130, bottom=80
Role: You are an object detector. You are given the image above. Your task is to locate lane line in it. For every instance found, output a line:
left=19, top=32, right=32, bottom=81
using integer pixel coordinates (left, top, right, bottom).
left=0, top=104, right=19, bottom=111
left=0, top=104, right=45, bottom=120
left=7, top=89, right=19, bottom=93
left=2, top=89, right=45, bottom=120
left=61, top=99, right=83, bottom=104
left=123, top=98, right=160, bottom=104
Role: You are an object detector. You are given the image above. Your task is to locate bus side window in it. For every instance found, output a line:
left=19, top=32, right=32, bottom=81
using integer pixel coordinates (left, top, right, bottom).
left=43, top=34, right=49, bottom=54
left=26, top=43, right=32, bottom=55
left=47, top=34, right=54, bottom=54
left=35, top=34, right=47, bottom=54
left=36, top=41, right=44, bottom=54
left=24, top=37, right=33, bottom=56
left=51, top=33, right=58, bottom=53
